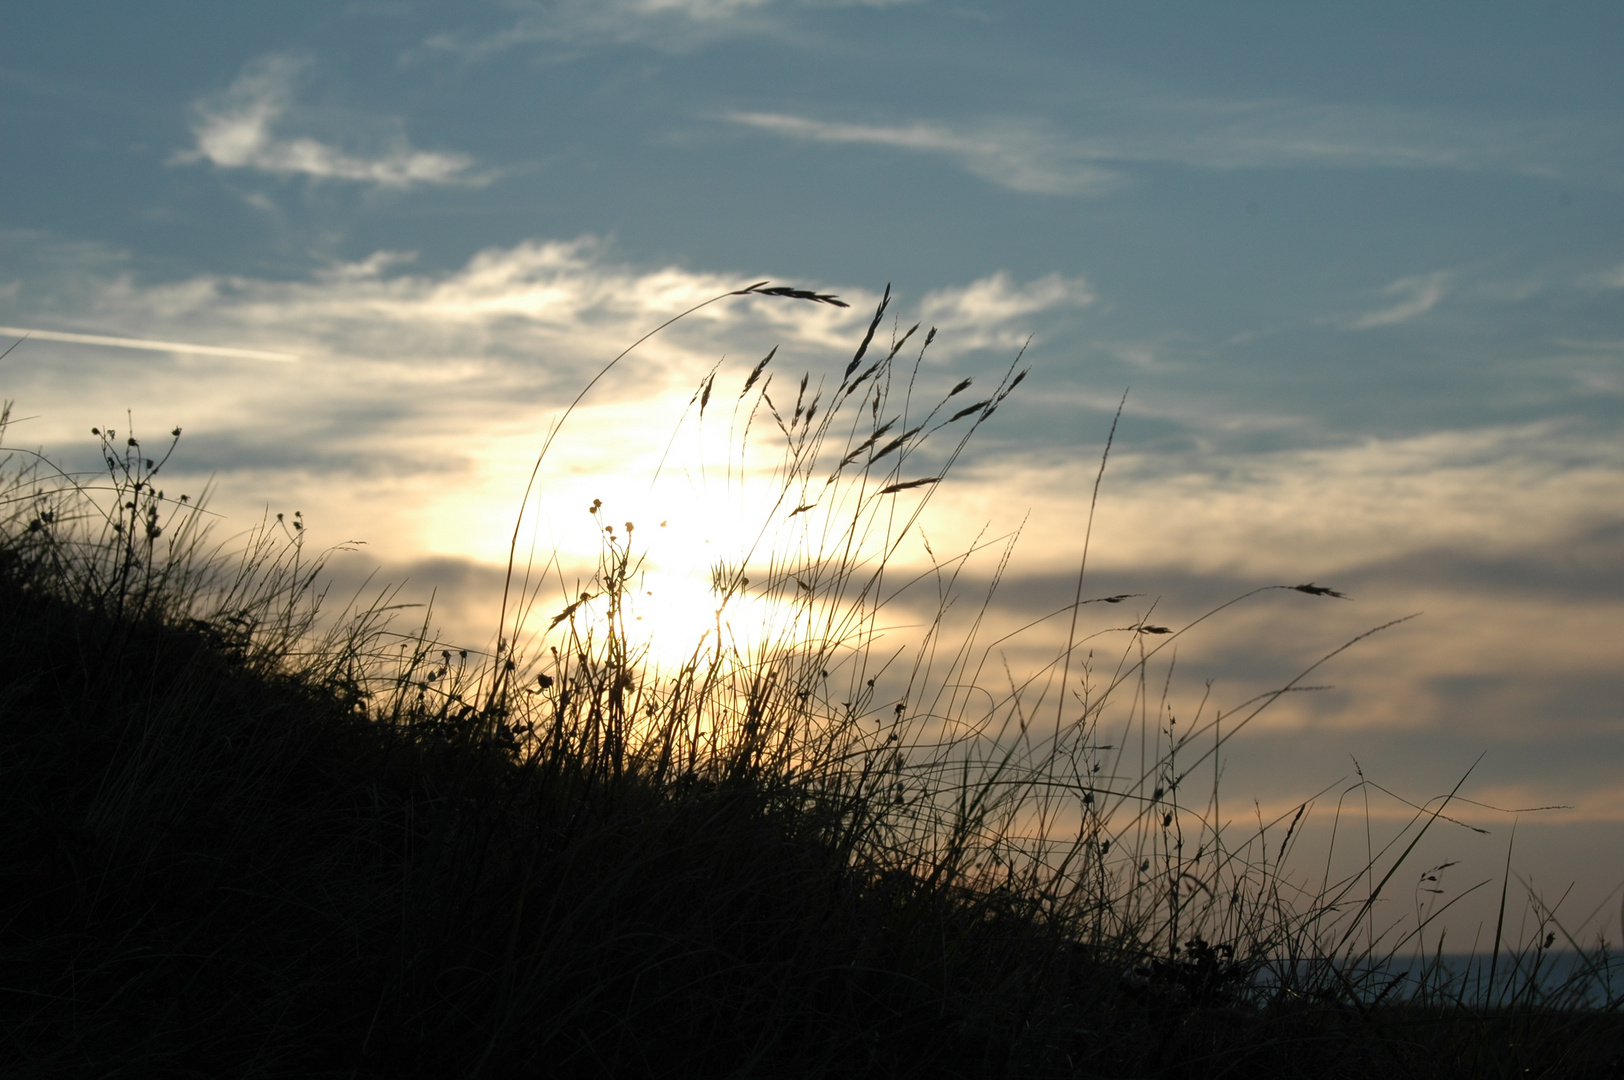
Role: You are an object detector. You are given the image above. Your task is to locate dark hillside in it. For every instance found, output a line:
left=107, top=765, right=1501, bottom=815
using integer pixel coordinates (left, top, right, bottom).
left=0, top=480, right=1091, bottom=1077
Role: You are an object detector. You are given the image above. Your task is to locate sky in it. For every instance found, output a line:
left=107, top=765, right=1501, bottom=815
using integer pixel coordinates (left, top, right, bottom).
left=4, top=0, right=1623, bottom=948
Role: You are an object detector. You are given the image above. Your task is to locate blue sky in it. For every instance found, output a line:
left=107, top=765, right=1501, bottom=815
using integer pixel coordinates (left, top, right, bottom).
left=5, top=0, right=1623, bottom=943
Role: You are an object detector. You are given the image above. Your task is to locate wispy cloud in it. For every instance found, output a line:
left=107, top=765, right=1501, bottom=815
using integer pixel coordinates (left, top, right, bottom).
left=1346, top=272, right=1451, bottom=330
left=1, top=235, right=1084, bottom=446
left=917, top=272, right=1095, bottom=352
left=425, top=0, right=774, bottom=56
left=725, top=89, right=1613, bottom=195
left=424, top=0, right=922, bottom=57
left=180, top=54, right=480, bottom=188
left=1104, top=95, right=1560, bottom=174
left=0, top=325, right=296, bottom=363
left=726, top=112, right=1124, bottom=196
left=1585, top=263, right=1624, bottom=290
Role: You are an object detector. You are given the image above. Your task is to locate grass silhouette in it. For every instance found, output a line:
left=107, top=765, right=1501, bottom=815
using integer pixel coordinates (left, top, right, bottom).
left=2, top=289, right=1621, bottom=1078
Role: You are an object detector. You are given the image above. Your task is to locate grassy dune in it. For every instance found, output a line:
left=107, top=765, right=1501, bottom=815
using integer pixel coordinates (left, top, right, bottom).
left=3, top=290, right=1621, bottom=1078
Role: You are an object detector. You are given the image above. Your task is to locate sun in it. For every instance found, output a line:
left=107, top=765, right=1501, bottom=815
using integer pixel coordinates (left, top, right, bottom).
left=509, top=475, right=835, bottom=673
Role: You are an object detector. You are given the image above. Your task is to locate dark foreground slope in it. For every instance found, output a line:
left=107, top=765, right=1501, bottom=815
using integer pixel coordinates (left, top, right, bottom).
left=6, top=556, right=1623, bottom=1080
left=0, top=557, right=1040, bottom=1077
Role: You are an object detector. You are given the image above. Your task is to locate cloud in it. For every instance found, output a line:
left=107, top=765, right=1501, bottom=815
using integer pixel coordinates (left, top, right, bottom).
left=916, top=272, right=1095, bottom=352
left=90, top=240, right=1076, bottom=380
left=990, top=420, right=1624, bottom=578
left=1585, top=263, right=1624, bottom=290
left=725, top=88, right=1617, bottom=195
left=423, top=0, right=922, bottom=57
left=0, top=235, right=1083, bottom=480
left=1106, top=95, right=1557, bottom=174
left=725, top=112, right=1125, bottom=196
left=425, top=0, right=775, bottom=56
left=0, top=325, right=297, bottom=363
left=1345, top=272, right=1450, bottom=330
left=924, top=419, right=1624, bottom=759
left=181, top=54, right=479, bottom=188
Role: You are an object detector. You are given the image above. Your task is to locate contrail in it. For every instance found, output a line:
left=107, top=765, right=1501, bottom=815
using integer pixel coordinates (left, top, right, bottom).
left=0, top=326, right=298, bottom=363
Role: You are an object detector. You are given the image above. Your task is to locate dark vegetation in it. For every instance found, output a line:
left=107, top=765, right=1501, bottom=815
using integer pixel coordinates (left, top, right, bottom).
left=3, top=289, right=1622, bottom=1077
